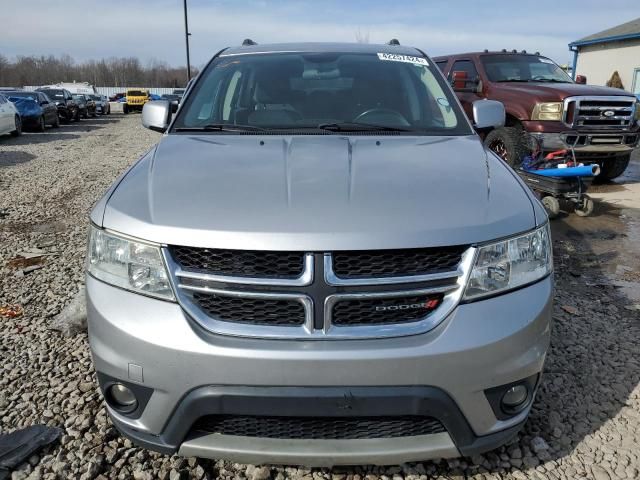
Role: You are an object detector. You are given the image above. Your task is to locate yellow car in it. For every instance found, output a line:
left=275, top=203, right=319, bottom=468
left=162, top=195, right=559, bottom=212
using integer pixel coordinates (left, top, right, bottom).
left=123, top=89, right=149, bottom=114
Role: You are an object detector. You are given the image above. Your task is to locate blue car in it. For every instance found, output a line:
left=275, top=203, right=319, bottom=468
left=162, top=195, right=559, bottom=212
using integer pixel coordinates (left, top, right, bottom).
left=6, top=91, right=60, bottom=131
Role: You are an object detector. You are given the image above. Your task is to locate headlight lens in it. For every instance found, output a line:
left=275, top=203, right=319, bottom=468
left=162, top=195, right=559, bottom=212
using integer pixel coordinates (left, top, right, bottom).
left=531, top=102, right=563, bottom=121
left=635, top=101, right=640, bottom=122
left=464, top=224, right=552, bottom=300
left=87, top=226, right=175, bottom=300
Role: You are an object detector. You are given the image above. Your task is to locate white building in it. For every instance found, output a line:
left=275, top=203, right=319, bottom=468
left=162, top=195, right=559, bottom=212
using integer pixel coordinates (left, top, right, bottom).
left=569, top=17, right=640, bottom=95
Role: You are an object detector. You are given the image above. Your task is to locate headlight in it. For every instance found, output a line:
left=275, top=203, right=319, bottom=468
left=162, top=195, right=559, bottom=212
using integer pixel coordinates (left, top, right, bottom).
left=87, top=226, right=175, bottom=300
left=635, top=101, right=640, bottom=123
left=531, top=102, right=563, bottom=121
left=464, top=224, right=552, bottom=301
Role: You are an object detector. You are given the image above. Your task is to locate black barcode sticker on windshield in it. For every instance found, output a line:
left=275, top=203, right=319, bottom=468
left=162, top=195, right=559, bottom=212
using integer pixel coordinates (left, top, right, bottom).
left=377, top=53, right=429, bottom=66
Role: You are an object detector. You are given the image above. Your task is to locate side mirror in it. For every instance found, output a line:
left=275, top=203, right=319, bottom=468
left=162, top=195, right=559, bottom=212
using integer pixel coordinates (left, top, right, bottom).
left=472, top=99, right=505, bottom=129
left=452, top=71, right=467, bottom=90
left=575, top=75, right=587, bottom=84
left=170, top=99, right=179, bottom=113
left=142, top=100, right=171, bottom=133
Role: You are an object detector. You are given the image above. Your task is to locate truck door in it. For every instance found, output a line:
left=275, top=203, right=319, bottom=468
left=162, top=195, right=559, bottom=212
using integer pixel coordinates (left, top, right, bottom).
left=448, top=59, right=483, bottom=121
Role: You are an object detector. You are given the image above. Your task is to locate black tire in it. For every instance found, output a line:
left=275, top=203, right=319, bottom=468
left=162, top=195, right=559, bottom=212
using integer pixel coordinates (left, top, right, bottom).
left=484, top=126, right=529, bottom=168
left=541, top=196, right=560, bottom=219
left=106, top=105, right=111, bottom=115
left=75, top=109, right=81, bottom=122
left=10, top=116, right=22, bottom=137
left=123, top=104, right=129, bottom=114
left=593, top=154, right=631, bottom=183
left=52, top=115, right=60, bottom=128
left=37, top=115, right=46, bottom=132
left=83, top=109, right=89, bottom=119
left=575, top=195, right=594, bottom=217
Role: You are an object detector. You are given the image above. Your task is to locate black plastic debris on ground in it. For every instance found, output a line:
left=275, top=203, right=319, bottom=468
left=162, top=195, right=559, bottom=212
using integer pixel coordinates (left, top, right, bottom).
left=0, top=425, right=63, bottom=479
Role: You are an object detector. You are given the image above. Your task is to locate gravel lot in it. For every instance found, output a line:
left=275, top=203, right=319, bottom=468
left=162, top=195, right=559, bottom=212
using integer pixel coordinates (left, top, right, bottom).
left=1, top=115, right=639, bottom=480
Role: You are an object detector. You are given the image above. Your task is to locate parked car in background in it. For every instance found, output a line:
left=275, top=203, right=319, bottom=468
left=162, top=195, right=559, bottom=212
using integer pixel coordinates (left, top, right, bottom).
left=433, top=51, right=640, bottom=181
left=89, top=94, right=110, bottom=115
left=149, top=93, right=162, bottom=101
left=72, top=94, right=97, bottom=118
left=0, top=93, right=21, bottom=137
left=36, top=88, right=80, bottom=122
left=5, top=91, right=60, bottom=131
left=109, top=92, right=126, bottom=102
left=172, top=88, right=185, bottom=97
left=122, top=89, right=149, bottom=114
left=40, top=81, right=97, bottom=95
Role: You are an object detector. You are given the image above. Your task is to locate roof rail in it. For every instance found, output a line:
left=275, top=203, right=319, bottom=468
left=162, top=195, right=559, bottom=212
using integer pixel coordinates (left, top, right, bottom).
left=242, top=39, right=257, bottom=46
left=387, top=39, right=400, bottom=46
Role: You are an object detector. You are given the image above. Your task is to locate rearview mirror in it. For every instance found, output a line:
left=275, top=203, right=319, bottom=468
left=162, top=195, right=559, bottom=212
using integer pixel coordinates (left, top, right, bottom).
left=472, top=100, right=505, bottom=129
left=142, top=100, right=171, bottom=133
left=575, top=75, right=587, bottom=84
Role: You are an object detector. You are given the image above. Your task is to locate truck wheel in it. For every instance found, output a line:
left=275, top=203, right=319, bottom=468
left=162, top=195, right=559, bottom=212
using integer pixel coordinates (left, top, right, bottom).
left=123, top=104, right=129, bottom=114
left=484, top=127, right=529, bottom=168
left=594, top=154, right=631, bottom=183
left=575, top=195, right=594, bottom=217
left=541, top=196, right=560, bottom=219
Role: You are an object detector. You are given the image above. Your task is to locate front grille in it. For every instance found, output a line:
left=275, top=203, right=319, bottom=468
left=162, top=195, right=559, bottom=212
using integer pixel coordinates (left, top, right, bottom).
left=190, top=415, right=446, bottom=440
left=170, top=246, right=305, bottom=279
left=332, top=246, right=465, bottom=279
left=191, top=292, right=305, bottom=326
left=332, top=294, right=443, bottom=326
left=565, top=97, right=636, bottom=130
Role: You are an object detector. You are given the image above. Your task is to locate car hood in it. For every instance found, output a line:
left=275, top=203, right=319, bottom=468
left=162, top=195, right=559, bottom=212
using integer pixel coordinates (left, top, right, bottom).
left=494, top=82, right=637, bottom=102
left=101, top=134, right=537, bottom=250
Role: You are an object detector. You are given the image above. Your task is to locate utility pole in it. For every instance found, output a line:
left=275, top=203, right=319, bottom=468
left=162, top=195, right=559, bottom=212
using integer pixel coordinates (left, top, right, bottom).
left=183, top=0, right=191, bottom=82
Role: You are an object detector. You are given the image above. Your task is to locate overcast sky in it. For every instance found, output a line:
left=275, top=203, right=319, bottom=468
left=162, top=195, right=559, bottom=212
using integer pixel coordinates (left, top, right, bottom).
left=2, top=0, right=639, bottom=68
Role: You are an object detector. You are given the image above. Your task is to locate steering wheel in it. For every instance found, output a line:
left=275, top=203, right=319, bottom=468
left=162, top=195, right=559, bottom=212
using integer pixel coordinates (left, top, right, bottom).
left=353, top=108, right=410, bottom=126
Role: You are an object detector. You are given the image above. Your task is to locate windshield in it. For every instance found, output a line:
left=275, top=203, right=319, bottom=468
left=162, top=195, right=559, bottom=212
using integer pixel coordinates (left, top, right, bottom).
left=90, top=95, right=101, bottom=100
left=72, top=95, right=85, bottom=100
left=481, top=54, right=573, bottom=83
left=128, top=90, right=146, bottom=96
left=173, top=51, right=471, bottom=135
left=43, top=89, right=64, bottom=99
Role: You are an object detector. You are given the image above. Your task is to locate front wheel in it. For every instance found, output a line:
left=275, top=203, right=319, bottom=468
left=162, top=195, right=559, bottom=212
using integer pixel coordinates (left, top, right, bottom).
left=10, top=116, right=22, bottom=137
left=74, top=109, right=81, bottom=122
left=37, top=115, right=46, bottom=132
left=594, top=154, right=631, bottom=183
left=52, top=114, right=60, bottom=128
left=123, top=104, right=129, bottom=114
left=541, top=196, right=560, bottom=219
left=484, top=126, right=529, bottom=168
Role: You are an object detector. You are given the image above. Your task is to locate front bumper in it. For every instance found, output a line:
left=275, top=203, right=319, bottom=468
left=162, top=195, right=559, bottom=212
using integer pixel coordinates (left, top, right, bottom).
left=87, top=274, right=552, bottom=465
left=522, top=122, right=639, bottom=153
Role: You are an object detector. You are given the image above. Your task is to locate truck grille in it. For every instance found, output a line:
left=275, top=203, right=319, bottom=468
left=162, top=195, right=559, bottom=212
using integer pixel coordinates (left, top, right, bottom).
left=332, top=294, right=444, bottom=326
left=167, top=246, right=472, bottom=339
left=190, top=414, right=446, bottom=440
left=332, top=246, right=465, bottom=278
left=564, top=96, right=637, bottom=130
left=170, top=246, right=305, bottom=279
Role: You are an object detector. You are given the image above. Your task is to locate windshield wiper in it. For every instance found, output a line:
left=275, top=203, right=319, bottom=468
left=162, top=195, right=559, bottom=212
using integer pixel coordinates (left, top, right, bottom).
left=495, top=79, right=533, bottom=83
left=532, top=79, right=570, bottom=83
left=175, top=123, right=267, bottom=132
left=316, top=122, right=413, bottom=132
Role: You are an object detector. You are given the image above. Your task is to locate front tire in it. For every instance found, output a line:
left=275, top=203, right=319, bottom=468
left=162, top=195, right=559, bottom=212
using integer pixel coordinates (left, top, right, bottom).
left=484, top=126, right=529, bottom=168
left=37, top=115, right=46, bottom=132
left=594, top=154, right=631, bottom=182
left=53, top=115, right=60, bottom=128
left=75, top=109, right=81, bottom=122
left=10, top=116, right=22, bottom=137
left=123, top=104, right=129, bottom=114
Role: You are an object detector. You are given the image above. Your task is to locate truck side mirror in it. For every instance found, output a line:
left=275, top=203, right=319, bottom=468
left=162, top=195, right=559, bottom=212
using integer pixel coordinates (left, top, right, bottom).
left=472, top=100, right=505, bottom=129
left=142, top=100, right=171, bottom=133
left=452, top=71, right=467, bottom=90
left=575, top=75, right=587, bottom=84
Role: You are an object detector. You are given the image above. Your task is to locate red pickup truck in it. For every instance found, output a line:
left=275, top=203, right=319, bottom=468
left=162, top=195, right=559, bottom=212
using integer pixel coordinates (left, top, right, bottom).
left=433, top=51, right=640, bottom=181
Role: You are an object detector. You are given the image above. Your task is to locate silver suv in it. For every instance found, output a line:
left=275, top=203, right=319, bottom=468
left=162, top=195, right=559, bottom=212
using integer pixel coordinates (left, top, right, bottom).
left=86, top=42, right=553, bottom=466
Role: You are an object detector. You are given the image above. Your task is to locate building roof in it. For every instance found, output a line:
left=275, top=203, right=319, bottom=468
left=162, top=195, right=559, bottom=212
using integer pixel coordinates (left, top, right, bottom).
left=570, top=17, right=640, bottom=47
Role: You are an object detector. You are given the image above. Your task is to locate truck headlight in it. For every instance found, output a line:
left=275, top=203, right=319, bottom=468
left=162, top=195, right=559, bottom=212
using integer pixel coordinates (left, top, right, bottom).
left=531, top=102, right=563, bottom=121
left=464, top=224, right=552, bottom=301
left=87, top=226, right=175, bottom=300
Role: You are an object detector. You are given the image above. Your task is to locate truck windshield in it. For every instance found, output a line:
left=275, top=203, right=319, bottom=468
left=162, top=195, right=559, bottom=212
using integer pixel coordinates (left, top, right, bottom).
left=173, top=51, right=471, bottom=135
left=128, top=91, right=146, bottom=96
left=481, top=54, right=573, bottom=83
